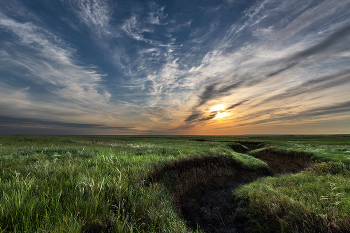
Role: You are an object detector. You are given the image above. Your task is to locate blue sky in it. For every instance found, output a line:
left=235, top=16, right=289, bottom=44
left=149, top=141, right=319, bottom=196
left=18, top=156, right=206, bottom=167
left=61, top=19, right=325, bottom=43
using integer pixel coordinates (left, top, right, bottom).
left=1, top=0, right=350, bottom=135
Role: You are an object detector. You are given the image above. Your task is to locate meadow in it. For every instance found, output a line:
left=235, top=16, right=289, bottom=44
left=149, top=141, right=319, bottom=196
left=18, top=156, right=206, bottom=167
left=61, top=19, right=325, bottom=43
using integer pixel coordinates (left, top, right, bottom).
left=0, top=135, right=349, bottom=232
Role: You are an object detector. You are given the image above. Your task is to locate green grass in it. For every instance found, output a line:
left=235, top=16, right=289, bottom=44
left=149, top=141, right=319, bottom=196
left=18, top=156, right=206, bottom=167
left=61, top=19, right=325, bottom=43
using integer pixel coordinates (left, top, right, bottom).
left=0, top=135, right=350, bottom=232
left=234, top=162, right=350, bottom=232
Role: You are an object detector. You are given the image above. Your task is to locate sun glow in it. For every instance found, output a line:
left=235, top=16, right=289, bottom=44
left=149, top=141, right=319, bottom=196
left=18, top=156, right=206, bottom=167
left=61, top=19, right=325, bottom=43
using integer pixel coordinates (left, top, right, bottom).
left=210, top=105, right=228, bottom=119
left=216, top=112, right=227, bottom=119
left=211, top=104, right=225, bottom=112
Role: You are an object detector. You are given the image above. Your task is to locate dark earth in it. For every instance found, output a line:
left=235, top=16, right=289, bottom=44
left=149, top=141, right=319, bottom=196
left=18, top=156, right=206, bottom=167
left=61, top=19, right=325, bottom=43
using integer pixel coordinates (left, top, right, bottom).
left=175, top=142, right=311, bottom=233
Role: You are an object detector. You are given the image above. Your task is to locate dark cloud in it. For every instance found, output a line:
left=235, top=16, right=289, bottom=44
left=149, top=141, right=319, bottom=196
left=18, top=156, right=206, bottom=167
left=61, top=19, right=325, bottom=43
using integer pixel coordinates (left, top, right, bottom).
left=196, top=81, right=243, bottom=107
left=198, top=81, right=244, bottom=107
left=267, top=62, right=298, bottom=77
left=293, top=24, right=350, bottom=59
left=197, top=111, right=217, bottom=122
left=185, top=112, right=202, bottom=122
left=0, top=115, right=134, bottom=130
left=259, top=68, right=350, bottom=105
left=197, top=83, right=219, bottom=106
left=183, top=83, right=246, bottom=124
left=235, top=100, right=350, bottom=127
left=268, top=24, right=350, bottom=77
left=184, top=99, right=247, bottom=126
left=143, top=80, right=156, bottom=92
left=227, top=100, right=247, bottom=110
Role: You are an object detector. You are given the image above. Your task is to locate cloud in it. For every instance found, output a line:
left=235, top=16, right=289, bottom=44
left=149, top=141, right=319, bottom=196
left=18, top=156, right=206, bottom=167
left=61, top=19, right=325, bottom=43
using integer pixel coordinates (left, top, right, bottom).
left=65, top=0, right=115, bottom=37
left=259, top=68, right=350, bottom=105
left=148, top=2, right=167, bottom=25
left=197, top=81, right=244, bottom=107
left=178, top=0, right=350, bottom=128
left=121, top=14, right=153, bottom=42
left=184, top=112, right=201, bottom=122
left=142, top=79, right=156, bottom=93
left=178, top=111, right=213, bottom=129
left=0, top=115, right=133, bottom=130
left=267, top=24, right=350, bottom=77
left=182, top=99, right=247, bottom=127
left=233, top=100, right=350, bottom=128
left=0, top=13, right=111, bottom=108
left=191, top=21, right=218, bottom=43
left=167, top=20, right=192, bottom=32
left=227, top=100, right=247, bottom=110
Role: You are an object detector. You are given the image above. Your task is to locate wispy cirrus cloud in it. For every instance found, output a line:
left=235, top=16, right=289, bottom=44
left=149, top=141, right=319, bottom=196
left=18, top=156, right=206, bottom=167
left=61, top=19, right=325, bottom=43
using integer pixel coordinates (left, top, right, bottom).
left=148, top=2, right=167, bottom=25
left=0, top=10, right=131, bottom=132
left=64, top=0, right=115, bottom=37
left=0, top=14, right=110, bottom=106
left=121, top=14, right=153, bottom=43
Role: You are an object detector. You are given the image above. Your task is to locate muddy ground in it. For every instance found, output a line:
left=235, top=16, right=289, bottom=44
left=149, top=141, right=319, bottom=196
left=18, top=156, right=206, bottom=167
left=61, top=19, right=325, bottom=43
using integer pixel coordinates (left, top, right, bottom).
left=147, top=142, right=312, bottom=233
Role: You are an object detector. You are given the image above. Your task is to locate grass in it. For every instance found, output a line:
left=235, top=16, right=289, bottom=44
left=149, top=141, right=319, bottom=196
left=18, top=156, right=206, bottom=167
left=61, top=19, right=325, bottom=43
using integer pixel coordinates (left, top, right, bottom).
left=234, top=162, right=350, bottom=232
left=0, top=135, right=350, bottom=232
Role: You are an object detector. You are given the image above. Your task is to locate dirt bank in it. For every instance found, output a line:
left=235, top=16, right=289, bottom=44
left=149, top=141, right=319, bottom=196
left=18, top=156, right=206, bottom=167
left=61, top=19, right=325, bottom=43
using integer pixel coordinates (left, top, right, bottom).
left=229, top=142, right=312, bottom=175
left=146, top=156, right=271, bottom=232
left=145, top=142, right=314, bottom=232
left=251, top=148, right=312, bottom=175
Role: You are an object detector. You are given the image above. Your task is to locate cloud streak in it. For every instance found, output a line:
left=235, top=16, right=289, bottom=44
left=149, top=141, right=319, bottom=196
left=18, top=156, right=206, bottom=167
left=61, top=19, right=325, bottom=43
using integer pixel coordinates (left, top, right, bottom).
left=0, top=115, right=133, bottom=130
left=231, top=100, right=350, bottom=128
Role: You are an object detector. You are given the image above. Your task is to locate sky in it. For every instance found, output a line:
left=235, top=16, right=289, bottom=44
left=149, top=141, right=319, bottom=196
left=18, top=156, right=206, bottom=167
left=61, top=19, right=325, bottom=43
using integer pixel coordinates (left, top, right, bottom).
left=0, top=0, right=350, bottom=135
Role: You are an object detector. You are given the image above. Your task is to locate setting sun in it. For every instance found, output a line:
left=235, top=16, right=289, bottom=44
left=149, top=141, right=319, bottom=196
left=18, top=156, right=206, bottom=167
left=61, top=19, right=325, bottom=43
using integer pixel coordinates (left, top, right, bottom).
left=216, top=112, right=227, bottom=119
left=211, top=104, right=228, bottom=119
left=211, top=104, right=225, bottom=112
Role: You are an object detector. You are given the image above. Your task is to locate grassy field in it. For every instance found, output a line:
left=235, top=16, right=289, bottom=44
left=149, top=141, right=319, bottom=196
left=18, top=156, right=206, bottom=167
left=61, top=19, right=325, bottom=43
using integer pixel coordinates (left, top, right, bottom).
left=0, top=135, right=349, bottom=232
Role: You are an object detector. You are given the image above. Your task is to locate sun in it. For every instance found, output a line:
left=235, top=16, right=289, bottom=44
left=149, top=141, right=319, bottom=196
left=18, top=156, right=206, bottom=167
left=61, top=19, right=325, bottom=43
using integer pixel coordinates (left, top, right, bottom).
left=210, top=105, right=228, bottom=119
left=216, top=112, right=227, bottom=119
left=211, top=104, right=225, bottom=112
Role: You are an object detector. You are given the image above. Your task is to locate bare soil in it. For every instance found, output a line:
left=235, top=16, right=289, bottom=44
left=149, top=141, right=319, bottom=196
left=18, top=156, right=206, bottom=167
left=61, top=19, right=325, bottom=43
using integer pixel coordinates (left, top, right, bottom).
left=252, top=148, right=312, bottom=175
left=146, top=142, right=312, bottom=232
left=146, top=156, right=271, bottom=232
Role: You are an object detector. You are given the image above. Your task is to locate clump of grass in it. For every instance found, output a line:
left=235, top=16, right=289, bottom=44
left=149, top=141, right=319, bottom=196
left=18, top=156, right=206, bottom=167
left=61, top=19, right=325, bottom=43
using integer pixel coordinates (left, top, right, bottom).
left=234, top=164, right=350, bottom=232
left=311, top=161, right=350, bottom=175
left=230, top=151, right=268, bottom=168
